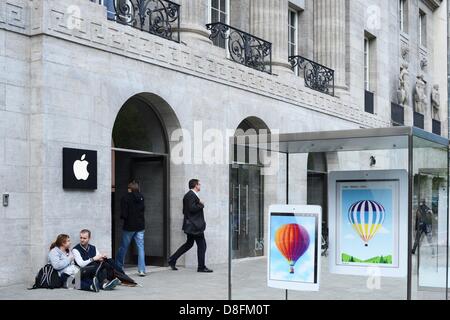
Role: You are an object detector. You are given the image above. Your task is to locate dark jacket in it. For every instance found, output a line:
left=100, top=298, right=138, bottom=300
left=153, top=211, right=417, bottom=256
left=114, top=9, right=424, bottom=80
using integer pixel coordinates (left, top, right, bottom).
left=182, top=190, right=206, bottom=235
left=120, top=191, right=145, bottom=232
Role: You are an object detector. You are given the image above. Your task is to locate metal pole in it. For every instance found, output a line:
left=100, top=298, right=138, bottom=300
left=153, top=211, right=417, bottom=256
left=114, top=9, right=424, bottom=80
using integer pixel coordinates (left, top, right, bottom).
left=446, top=147, right=449, bottom=301
left=286, top=153, right=289, bottom=301
left=228, top=208, right=232, bottom=300
left=407, top=134, right=413, bottom=300
left=446, top=0, right=450, bottom=300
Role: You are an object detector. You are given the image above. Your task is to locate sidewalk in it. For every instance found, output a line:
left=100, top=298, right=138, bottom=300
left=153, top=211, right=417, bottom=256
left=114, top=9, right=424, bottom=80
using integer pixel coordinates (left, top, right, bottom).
left=0, top=264, right=228, bottom=300
left=0, top=257, right=418, bottom=300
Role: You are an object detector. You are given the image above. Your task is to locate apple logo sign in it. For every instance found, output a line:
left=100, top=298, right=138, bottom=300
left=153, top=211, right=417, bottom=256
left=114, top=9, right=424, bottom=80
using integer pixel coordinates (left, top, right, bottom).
left=63, top=148, right=97, bottom=190
left=73, top=154, right=89, bottom=181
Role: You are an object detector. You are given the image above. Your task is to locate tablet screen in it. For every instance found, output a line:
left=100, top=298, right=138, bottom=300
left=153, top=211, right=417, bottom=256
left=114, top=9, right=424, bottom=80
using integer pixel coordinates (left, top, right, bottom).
left=269, top=212, right=319, bottom=285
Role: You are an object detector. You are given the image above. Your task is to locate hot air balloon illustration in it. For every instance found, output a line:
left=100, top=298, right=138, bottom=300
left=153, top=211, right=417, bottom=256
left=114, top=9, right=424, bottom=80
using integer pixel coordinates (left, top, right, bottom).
left=348, top=200, right=386, bottom=247
left=275, top=224, right=310, bottom=274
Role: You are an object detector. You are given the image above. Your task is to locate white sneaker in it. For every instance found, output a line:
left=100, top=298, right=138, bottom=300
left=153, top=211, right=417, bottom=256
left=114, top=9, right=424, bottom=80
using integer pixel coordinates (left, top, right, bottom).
left=65, top=275, right=76, bottom=289
left=138, top=271, right=146, bottom=277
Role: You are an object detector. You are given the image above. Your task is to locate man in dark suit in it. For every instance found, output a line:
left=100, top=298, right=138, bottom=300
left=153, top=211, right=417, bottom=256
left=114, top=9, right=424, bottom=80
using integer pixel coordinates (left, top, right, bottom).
left=168, top=179, right=213, bottom=273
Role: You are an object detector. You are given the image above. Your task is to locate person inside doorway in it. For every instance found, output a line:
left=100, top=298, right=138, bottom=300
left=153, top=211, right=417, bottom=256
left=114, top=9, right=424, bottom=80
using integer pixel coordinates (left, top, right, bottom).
left=72, top=229, right=120, bottom=292
left=48, top=234, right=79, bottom=289
left=116, top=181, right=147, bottom=276
left=412, top=199, right=436, bottom=257
left=168, top=179, right=213, bottom=273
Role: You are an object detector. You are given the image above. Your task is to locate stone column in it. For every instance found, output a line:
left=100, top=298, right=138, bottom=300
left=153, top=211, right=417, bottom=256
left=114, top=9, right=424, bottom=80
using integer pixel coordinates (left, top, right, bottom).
left=314, top=0, right=347, bottom=89
left=177, top=0, right=211, bottom=45
left=250, top=0, right=293, bottom=75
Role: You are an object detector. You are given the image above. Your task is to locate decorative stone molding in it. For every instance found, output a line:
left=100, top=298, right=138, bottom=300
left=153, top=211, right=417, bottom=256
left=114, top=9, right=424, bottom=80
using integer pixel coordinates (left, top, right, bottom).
left=397, top=63, right=410, bottom=107
left=414, top=74, right=427, bottom=114
left=2, top=0, right=389, bottom=128
left=431, top=84, right=441, bottom=121
left=421, top=0, right=442, bottom=11
left=401, top=45, right=409, bottom=62
left=0, top=0, right=28, bottom=31
left=420, top=57, right=428, bottom=71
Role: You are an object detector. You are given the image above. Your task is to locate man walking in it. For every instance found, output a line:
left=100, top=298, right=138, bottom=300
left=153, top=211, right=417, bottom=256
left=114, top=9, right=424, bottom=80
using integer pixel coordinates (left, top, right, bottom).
left=116, top=181, right=147, bottom=276
left=168, top=179, right=213, bottom=273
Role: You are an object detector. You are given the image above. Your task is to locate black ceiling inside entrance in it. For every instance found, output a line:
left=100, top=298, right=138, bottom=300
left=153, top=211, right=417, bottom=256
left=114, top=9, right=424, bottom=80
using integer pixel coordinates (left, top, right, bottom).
left=112, top=97, right=167, bottom=154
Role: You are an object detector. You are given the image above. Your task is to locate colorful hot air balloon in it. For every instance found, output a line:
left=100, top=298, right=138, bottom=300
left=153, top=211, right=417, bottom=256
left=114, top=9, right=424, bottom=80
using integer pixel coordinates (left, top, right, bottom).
left=275, top=224, right=310, bottom=274
left=348, top=200, right=386, bottom=247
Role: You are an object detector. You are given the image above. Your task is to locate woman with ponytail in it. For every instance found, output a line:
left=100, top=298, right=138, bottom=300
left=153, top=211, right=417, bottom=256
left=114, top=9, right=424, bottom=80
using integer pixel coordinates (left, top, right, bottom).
left=48, top=234, right=79, bottom=288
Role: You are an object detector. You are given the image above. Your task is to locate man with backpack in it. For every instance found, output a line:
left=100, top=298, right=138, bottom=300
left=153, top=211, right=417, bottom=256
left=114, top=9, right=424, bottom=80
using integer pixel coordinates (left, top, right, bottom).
left=72, top=229, right=121, bottom=292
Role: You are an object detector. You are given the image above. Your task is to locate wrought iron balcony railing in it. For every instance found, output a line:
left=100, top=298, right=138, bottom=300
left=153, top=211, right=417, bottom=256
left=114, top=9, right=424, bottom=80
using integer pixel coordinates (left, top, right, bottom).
left=289, top=56, right=335, bottom=96
left=93, top=0, right=181, bottom=42
left=206, top=22, right=272, bottom=74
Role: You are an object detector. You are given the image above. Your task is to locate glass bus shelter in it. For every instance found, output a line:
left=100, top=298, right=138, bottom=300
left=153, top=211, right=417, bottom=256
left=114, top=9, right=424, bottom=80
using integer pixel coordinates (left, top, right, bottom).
left=230, top=126, right=449, bottom=300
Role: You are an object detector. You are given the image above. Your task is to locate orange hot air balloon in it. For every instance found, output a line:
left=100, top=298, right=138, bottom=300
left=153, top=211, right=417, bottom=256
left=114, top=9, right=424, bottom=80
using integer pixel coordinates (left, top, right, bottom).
left=275, top=224, right=310, bottom=274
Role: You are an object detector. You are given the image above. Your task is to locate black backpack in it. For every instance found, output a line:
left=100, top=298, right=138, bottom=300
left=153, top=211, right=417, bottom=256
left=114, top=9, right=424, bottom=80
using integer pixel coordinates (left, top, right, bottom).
left=30, top=264, right=63, bottom=289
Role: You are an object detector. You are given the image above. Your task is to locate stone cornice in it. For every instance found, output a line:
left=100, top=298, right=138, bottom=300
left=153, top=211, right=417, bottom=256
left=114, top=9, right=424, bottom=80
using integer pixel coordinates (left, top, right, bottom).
left=421, top=0, right=442, bottom=11
left=0, top=0, right=389, bottom=129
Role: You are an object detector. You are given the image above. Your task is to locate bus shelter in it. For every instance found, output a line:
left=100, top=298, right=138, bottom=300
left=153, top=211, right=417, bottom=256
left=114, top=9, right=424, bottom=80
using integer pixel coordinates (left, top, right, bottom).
left=229, top=126, right=449, bottom=300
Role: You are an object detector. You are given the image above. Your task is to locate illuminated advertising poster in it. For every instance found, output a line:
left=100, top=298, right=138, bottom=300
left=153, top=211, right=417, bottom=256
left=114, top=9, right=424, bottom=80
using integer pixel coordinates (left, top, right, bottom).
left=329, top=170, right=408, bottom=278
left=268, top=205, right=321, bottom=291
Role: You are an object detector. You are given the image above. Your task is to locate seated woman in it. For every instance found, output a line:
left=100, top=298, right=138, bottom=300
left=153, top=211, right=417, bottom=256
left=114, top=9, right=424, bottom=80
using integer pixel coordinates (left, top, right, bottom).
left=48, top=234, right=86, bottom=290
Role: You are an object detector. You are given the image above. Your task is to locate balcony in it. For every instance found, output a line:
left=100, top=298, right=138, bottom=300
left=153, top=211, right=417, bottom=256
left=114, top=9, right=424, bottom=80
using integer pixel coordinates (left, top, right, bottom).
left=93, top=0, right=181, bottom=42
left=288, top=56, right=335, bottom=96
left=206, top=22, right=272, bottom=74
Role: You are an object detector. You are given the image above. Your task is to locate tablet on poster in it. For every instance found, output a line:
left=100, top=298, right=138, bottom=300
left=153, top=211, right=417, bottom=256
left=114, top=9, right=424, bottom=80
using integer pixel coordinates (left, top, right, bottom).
left=328, top=170, right=408, bottom=278
left=268, top=205, right=321, bottom=291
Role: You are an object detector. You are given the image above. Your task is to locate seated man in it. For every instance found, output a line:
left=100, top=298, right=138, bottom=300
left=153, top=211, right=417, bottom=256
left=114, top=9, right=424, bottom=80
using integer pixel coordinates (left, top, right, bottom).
left=72, top=229, right=120, bottom=292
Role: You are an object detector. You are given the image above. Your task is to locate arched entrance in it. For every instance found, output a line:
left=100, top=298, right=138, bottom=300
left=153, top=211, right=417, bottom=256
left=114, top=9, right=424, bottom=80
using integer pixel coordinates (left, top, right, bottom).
left=111, top=94, right=171, bottom=267
left=230, top=117, right=270, bottom=259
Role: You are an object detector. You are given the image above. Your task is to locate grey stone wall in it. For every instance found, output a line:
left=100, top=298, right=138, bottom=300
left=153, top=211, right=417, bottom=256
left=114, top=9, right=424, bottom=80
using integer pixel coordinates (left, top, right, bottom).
left=0, top=0, right=447, bottom=287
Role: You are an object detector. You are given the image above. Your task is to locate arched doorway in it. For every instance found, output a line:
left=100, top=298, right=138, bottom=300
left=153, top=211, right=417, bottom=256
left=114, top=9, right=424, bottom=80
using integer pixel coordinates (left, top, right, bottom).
left=307, top=153, right=328, bottom=251
left=230, top=117, right=269, bottom=259
left=111, top=94, right=170, bottom=267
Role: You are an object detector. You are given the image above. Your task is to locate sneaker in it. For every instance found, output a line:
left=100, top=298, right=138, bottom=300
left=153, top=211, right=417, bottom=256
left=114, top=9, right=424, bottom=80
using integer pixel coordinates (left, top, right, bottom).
left=102, top=278, right=121, bottom=291
left=64, top=275, right=76, bottom=289
left=138, top=271, right=146, bottom=277
left=90, top=277, right=100, bottom=292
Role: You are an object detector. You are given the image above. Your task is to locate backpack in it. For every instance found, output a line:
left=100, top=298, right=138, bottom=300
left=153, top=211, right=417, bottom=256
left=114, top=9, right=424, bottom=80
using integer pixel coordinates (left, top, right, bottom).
left=30, top=264, right=63, bottom=289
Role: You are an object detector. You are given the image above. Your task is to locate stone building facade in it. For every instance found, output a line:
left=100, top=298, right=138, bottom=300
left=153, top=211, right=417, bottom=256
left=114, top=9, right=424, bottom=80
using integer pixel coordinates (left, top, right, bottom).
left=0, top=0, right=447, bottom=287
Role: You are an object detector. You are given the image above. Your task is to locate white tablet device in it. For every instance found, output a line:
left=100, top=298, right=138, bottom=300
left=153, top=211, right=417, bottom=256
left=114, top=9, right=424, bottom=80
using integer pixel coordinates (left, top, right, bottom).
left=328, top=170, right=408, bottom=278
left=267, top=205, right=322, bottom=292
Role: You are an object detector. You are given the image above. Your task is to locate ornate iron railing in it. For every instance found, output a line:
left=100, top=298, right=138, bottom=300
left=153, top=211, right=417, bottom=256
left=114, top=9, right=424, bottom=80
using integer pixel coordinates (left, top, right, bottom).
left=102, top=0, right=181, bottom=42
left=206, top=22, right=272, bottom=74
left=289, top=56, right=335, bottom=96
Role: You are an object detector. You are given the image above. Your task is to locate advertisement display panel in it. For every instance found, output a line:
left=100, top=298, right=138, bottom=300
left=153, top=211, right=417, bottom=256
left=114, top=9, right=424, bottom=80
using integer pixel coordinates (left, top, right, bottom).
left=328, top=170, right=408, bottom=277
left=268, top=205, right=321, bottom=291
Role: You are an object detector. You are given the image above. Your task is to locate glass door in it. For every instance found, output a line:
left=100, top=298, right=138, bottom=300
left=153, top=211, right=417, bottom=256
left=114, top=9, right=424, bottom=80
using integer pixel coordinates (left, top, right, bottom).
left=411, top=136, right=449, bottom=300
left=230, top=164, right=264, bottom=259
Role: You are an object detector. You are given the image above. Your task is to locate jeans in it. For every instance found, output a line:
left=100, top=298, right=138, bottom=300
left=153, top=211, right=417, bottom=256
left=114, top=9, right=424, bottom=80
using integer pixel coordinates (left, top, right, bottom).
left=116, top=230, right=146, bottom=273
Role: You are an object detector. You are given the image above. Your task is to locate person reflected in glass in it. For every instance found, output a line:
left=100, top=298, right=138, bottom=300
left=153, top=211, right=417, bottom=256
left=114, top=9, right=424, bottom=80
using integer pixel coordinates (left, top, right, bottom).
left=412, top=199, right=436, bottom=257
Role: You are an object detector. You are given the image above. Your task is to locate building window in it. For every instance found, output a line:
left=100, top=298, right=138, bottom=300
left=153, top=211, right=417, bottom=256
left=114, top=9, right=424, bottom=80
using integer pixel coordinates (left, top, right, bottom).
left=288, top=9, right=298, bottom=58
left=399, top=0, right=408, bottom=34
left=364, top=35, right=376, bottom=114
left=210, top=0, right=229, bottom=48
left=419, top=10, right=427, bottom=47
left=364, top=38, right=370, bottom=91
